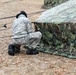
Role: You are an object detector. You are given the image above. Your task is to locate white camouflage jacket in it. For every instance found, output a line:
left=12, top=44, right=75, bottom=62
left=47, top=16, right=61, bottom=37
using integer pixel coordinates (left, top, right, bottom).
left=12, top=14, right=34, bottom=39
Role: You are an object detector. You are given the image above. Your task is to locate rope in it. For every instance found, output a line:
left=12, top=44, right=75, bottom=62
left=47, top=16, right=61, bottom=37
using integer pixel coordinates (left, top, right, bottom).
left=0, top=10, right=45, bottom=21
left=0, top=27, right=11, bottom=31
left=0, top=35, right=11, bottom=38
left=4, top=0, right=16, bottom=3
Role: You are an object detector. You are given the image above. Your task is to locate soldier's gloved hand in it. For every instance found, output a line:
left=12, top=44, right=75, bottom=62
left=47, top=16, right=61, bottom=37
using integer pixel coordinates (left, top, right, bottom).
left=35, top=27, right=40, bottom=31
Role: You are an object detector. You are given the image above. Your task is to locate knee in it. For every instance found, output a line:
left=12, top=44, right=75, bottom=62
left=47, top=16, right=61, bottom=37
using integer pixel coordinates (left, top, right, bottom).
left=36, top=31, right=42, bottom=38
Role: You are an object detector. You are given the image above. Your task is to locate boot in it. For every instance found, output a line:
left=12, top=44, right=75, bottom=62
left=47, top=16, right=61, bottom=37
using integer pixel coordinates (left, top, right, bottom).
left=8, top=44, right=15, bottom=56
left=32, top=49, right=39, bottom=54
left=14, top=45, right=21, bottom=53
left=26, top=48, right=39, bottom=55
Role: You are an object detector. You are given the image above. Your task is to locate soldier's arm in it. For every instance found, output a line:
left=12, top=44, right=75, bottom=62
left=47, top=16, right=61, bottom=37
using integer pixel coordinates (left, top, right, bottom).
left=26, top=20, right=34, bottom=34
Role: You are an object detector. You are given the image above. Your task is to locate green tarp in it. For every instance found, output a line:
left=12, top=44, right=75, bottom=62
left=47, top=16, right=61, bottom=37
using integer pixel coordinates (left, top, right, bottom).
left=34, top=0, right=76, bottom=59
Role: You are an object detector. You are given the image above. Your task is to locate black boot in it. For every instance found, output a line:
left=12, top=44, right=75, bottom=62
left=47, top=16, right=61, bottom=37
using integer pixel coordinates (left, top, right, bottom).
left=26, top=48, right=39, bottom=55
left=14, top=45, right=21, bottom=53
left=32, top=49, right=39, bottom=54
left=8, top=44, right=15, bottom=56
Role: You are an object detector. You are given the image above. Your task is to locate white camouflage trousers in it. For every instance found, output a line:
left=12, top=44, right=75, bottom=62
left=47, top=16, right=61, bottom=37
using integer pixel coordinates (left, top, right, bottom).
left=12, top=31, right=42, bottom=49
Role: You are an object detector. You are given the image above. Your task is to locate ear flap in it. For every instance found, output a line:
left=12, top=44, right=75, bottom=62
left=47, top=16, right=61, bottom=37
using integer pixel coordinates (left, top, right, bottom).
left=16, top=13, right=20, bottom=18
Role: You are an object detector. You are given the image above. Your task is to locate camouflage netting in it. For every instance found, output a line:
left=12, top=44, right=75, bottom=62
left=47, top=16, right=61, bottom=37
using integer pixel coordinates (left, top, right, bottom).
left=42, top=0, right=68, bottom=9
left=34, top=0, right=76, bottom=58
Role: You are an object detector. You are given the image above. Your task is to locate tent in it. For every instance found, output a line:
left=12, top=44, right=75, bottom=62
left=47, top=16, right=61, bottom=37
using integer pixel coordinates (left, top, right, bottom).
left=34, top=0, right=76, bottom=58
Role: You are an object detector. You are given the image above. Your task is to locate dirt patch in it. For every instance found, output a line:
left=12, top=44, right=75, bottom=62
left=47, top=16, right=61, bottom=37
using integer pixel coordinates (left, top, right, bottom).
left=0, top=0, right=76, bottom=75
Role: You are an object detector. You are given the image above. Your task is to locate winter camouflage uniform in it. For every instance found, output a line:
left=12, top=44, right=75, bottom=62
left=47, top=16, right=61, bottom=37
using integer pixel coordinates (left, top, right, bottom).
left=12, top=14, right=42, bottom=49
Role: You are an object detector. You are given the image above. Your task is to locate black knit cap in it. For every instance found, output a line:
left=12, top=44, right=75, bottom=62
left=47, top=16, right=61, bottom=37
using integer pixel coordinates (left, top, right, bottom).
left=16, top=11, right=27, bottom=18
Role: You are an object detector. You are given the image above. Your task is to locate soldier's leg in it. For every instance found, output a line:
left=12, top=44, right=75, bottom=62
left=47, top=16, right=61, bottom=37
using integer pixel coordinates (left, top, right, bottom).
left=26, top=38, right=40, bottom=54
left=26, top=31, right=42, bottom=55
left=12, top=38, right=22, bottom=53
